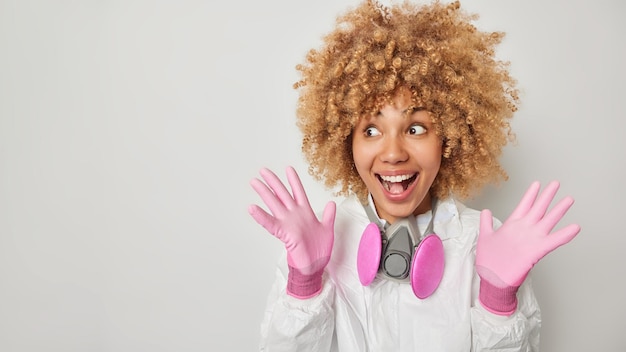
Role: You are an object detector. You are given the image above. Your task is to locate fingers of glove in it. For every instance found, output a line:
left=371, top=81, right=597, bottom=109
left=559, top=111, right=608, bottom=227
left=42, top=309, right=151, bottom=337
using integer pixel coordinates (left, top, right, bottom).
left=248, top=204, right=280, bottom=237
left=509, top=181, right=542, bottom=220
left=479, top=209, right=494, bottom=239
left=250, top=177, right=288, bottom=217
left=259, top=168, right=296, bottom=209
left=539, top=195, right=575, bottom=233
left=527, top=180, right=561, bottom=223
left=286, top=166, right=312, bottom=208
left=321, top=201, right=337, bottom=229
left=538, top=223, right=581, bottom=257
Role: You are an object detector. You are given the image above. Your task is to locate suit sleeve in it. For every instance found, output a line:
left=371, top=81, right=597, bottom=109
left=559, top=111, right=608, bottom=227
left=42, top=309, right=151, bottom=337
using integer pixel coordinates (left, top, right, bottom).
left=259, top=256, right=336, bottom=352
left=470, top=273, right=542, bottom=351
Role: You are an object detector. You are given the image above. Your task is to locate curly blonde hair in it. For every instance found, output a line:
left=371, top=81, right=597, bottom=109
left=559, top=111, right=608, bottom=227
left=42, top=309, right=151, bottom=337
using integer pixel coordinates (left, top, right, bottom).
left=294, top=0, right=517, bottom=201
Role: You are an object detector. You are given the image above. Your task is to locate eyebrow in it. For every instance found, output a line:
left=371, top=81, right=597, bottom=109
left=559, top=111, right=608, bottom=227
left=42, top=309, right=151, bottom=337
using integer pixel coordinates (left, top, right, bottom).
left=376, top=107, right=427, bottom=121
left=372, top=106, right=426, bottom=117
left=404, top=106, right=426, bottom=114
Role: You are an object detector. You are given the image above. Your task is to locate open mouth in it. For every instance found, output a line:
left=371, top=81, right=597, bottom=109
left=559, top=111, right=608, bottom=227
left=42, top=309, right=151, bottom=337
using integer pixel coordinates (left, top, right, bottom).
left=377, top=173, right=417, bottom=194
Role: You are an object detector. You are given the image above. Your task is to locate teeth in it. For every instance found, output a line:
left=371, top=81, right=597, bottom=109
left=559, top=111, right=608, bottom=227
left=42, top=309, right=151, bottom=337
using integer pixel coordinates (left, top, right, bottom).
left=379, top=174, right=415, bottom=183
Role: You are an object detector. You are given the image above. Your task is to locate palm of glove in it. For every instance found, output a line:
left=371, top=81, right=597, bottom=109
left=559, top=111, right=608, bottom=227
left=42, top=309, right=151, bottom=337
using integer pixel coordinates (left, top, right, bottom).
left=249, top=167, right=336, bottom=276
left=476, top=181, right=581, bottom=288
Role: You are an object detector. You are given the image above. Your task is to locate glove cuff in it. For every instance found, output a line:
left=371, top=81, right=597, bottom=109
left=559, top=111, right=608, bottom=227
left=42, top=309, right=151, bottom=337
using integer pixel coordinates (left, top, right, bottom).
left=479, top=278, right=519, bottom=316
left=287, top=265, right=324, bottom=299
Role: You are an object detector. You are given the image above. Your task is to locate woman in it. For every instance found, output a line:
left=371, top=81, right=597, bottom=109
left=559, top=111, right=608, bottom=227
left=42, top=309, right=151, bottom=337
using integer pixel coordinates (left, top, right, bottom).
left=248, top=1, right=580, bottom=350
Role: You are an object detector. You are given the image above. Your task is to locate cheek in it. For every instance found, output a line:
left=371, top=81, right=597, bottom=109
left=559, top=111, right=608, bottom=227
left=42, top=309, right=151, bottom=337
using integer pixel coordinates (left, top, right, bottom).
left=418, top=141, right=443, bottom=171
left=351, top=143, right=367, bottom=174
left=351, top=139, right=375, bottom=178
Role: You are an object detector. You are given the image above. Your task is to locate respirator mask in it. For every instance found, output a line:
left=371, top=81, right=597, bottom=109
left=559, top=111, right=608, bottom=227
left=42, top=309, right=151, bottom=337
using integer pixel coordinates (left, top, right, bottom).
left=356, top=199, right=445, bottom=299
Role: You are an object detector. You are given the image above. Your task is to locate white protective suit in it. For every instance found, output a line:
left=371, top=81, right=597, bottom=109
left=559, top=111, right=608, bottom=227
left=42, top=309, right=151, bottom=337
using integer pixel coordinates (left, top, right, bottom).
left=259, top=195, right=541, bottom=351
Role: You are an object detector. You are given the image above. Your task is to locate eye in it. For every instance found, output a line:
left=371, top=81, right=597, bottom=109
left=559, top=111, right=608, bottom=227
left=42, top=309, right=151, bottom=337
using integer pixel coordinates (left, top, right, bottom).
left=408, top=124, right=426, bottom=135
left=364, top=126, right=381, bottom=137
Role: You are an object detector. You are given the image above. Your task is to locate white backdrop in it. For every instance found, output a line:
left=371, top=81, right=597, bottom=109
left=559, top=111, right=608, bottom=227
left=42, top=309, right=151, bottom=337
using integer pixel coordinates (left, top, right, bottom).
left=1, top=0, right=624, bottom=351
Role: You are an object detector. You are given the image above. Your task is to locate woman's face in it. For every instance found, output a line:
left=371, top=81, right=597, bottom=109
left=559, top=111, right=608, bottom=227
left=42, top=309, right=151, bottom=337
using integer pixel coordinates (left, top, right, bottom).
left=351, top=94, right=443, bottom=224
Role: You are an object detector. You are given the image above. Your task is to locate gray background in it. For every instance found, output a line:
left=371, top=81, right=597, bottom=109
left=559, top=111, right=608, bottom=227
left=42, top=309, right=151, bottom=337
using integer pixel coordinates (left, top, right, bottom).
left=1, top=0, right=624, bottom=351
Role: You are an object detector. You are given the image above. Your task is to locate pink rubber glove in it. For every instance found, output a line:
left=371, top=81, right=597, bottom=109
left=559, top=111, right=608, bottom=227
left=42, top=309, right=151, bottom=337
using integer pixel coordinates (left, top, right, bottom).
left=248, top=166, right=336, bottom=299
left=476, top=181, right=581, bottom=315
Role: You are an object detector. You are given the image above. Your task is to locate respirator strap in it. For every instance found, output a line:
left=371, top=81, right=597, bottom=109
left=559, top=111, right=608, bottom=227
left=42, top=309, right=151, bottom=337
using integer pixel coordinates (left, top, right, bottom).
left=363, top=201, right=387, bottom=231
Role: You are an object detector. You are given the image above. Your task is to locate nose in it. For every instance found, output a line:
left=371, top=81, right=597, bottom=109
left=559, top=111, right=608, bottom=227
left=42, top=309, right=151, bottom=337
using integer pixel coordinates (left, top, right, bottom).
left=380, top=136, right=409, bottom=164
